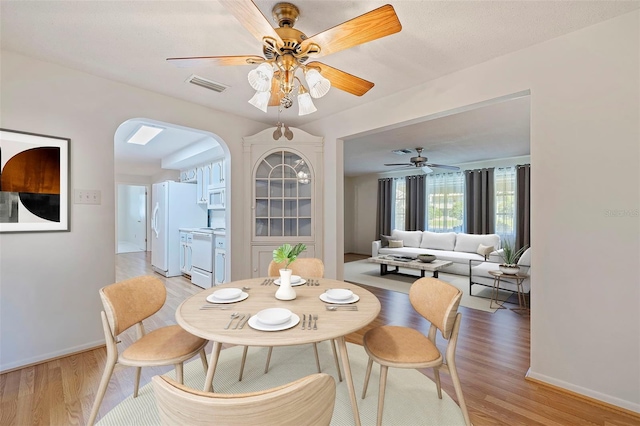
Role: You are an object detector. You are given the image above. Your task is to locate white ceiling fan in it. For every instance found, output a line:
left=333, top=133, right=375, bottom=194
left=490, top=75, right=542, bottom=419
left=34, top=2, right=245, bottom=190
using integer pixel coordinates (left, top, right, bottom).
left=384, top=147, right=460, bottom=173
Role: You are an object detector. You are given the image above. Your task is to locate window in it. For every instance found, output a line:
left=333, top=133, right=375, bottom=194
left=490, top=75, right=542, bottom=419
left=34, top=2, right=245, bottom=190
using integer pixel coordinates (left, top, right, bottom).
left=426, top=172, right=464, bottom=232
left=393, top=179, right=406, bottom=231
left=495, top=167, right=516, bottom=242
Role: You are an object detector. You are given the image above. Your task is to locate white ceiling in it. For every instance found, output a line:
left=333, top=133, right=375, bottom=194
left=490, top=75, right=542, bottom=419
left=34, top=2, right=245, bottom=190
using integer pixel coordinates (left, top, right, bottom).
left=2, top=1, right=638, bottom=175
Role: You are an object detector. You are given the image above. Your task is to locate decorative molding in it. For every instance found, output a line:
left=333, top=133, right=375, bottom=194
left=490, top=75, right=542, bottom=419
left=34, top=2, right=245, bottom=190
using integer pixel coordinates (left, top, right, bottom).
left=525, top=369, right=640, bottom=417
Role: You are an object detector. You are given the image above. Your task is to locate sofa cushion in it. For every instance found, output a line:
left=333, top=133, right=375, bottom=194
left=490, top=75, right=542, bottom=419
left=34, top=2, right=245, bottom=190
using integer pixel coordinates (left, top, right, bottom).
left=388, top=240, right=404, bottom=248
left=419, top=231, right=456, bottom=250
left=380, top=234, right=393, bottom=248
left=477, top=244, right=494, bottom=257
left=391, top=229, right=423, bottom=248
left=454, top=233, right=501, bottom=253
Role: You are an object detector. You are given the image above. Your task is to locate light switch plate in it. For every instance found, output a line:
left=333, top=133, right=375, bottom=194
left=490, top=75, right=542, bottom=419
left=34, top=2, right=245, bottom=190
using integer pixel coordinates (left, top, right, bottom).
left=74, top=189, right=102, bottom=205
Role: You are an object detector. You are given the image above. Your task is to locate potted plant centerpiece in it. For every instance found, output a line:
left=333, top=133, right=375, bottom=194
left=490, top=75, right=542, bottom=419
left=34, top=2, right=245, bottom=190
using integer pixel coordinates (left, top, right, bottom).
left=273, top=243, right=306, bottom=300
left=499, top=240, right=528, bottom=275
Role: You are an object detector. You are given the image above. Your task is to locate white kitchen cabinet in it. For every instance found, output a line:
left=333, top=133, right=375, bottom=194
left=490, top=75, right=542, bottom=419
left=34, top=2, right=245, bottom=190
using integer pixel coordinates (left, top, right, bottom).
left=196, top=165, right=209, bottom=205
left=180, top=168, right=197, bottom=183
left=179, top=232, right=193, bottom=276
left=208, top=188, right=225, bottom=210
left=214, top=236, right=228, bottom=284
left=208, top=159, right=225, bottom=189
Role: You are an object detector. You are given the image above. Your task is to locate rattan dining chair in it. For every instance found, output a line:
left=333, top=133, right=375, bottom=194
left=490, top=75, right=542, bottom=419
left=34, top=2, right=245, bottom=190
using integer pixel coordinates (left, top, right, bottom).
left=87, top=275, right=208, bottom=426
left=238, top=258, right=342, bottom=382
left=361, top=277, right=471, bottom=426
left=153, top=372, right=336, bottom=426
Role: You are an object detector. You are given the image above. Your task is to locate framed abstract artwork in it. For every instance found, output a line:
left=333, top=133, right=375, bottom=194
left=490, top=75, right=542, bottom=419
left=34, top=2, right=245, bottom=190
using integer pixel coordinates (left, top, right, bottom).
left=0, top=128, right=70, bottom=232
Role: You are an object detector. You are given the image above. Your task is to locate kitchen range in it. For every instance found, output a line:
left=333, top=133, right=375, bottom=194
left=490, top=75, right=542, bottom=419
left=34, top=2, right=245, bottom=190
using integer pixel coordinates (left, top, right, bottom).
left=179, top=227, right=227, bottom=288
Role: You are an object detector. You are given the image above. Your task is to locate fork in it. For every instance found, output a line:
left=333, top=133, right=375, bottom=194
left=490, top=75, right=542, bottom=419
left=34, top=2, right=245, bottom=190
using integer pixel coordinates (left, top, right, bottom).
left=313, top=314, right=318, bottom=330
left=224, top=312, right=239, bottom=329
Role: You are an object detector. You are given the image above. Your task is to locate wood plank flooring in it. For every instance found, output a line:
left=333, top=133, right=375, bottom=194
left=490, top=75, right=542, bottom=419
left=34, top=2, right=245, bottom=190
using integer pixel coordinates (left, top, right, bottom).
left=0, top=251, right=637, bottom=425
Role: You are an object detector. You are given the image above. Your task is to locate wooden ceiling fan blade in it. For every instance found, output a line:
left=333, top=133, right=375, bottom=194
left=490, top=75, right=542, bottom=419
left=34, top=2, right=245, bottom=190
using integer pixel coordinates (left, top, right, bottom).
left=219, top=0, right=284, bottom=47
left=307, top=62, right=374, bottom=96
left=300, top=4, right=401, bottom=58
left=166, top=55, right=264, bottom=68
left=426, top=164, right=460, bottom=171
left=384, top=163, right=412, bottom=166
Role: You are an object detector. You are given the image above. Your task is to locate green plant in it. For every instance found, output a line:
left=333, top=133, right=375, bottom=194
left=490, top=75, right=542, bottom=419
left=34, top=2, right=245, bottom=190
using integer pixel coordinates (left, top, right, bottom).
left=500, top=240, right=528, bottom=265
left=273, top=243, right=307, bottom=269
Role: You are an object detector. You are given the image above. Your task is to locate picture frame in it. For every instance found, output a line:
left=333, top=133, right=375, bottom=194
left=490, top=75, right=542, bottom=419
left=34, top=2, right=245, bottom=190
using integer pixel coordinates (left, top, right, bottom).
left=0, top=128, right=70, bottom=233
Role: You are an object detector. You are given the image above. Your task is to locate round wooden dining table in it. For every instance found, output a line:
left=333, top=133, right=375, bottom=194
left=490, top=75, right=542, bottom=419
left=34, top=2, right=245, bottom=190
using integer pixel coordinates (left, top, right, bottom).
left=176, top=276, right=381, bottom=426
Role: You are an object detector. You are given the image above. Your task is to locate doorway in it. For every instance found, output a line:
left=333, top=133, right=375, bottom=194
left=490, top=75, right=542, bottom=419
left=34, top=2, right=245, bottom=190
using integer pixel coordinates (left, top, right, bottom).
left=116, top=184, right=148, bottom=253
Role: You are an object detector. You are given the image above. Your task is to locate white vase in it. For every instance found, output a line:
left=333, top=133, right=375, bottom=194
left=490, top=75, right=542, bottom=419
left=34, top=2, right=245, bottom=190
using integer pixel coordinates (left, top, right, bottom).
left=275, top=268, right=296, bottom=300
left=499, top=264, right=520, bottom=275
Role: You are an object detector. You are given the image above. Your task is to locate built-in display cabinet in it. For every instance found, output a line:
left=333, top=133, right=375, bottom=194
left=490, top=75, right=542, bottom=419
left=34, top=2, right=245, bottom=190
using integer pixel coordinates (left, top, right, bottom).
left=243, top=127, right=323, bottom=278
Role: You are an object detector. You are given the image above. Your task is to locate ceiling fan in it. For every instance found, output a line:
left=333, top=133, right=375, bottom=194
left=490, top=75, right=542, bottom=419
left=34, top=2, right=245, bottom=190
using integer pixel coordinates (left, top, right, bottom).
left=167, top=1, right=402, bottom=115
left=384, top=147, right=460, bottom=172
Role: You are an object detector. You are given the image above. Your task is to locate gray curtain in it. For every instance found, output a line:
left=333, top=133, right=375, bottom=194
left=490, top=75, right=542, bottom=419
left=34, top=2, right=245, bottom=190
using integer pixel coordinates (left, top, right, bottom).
left=516, top=164, right=531, bottom=250
left=376, top=178, right=393, bottom=238
left=465, top=168, right=495, bottom=234
left=405, top=175, right=425, bottom=231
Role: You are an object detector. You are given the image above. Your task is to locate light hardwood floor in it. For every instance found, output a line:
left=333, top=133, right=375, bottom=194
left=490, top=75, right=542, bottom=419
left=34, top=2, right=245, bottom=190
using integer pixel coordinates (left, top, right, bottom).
left=0, top=251, right=637, bottom=425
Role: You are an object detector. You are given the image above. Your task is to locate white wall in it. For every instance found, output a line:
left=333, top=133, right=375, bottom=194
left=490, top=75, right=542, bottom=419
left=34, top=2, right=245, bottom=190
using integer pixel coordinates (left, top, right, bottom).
left=0, top=50, right=267, bottom=371
left=304, top=11, right=640, bottom=412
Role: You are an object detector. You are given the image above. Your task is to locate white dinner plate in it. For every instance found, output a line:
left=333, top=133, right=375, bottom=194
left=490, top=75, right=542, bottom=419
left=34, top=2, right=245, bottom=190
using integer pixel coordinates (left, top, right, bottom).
left=319, top=293, right=360, bottom=304
left=273, top=278, right=307, bottom=287
left=248, top=313, right=300, bottom=331
left=206, top=291, right=249, bottom=304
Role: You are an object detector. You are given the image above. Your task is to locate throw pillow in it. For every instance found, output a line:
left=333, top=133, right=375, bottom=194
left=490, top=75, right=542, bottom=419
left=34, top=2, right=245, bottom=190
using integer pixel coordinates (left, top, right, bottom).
left=388, top=240, right=404, bottom=248
left=380, top=234, right=393, bottom=248
left=477, top=244, right=494, bottom=258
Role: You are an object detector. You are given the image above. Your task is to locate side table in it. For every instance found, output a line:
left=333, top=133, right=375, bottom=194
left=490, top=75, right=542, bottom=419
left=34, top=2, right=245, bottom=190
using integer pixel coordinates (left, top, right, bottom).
left=488, top=270, right=529, bottom=312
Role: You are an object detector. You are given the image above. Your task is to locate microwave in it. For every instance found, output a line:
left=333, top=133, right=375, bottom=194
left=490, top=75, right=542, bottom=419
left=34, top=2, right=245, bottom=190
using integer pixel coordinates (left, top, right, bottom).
left=208, top=188, right=225, bottom=209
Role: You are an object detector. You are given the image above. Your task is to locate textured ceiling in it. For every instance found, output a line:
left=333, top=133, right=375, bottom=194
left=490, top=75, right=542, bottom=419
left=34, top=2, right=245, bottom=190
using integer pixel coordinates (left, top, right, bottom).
left=2, top=1, right=638, bottom=175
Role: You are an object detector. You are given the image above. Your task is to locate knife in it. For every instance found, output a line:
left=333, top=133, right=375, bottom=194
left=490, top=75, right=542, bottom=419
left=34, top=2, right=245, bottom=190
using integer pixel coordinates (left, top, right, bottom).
left=238, top=313, right=251, bottom=329
left=233, top=314, right=246, bottom=329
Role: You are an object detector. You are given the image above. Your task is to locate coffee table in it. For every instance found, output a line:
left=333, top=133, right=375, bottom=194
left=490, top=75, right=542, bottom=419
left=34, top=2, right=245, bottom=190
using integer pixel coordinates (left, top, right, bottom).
left=368, top=255, right=453, bottom=278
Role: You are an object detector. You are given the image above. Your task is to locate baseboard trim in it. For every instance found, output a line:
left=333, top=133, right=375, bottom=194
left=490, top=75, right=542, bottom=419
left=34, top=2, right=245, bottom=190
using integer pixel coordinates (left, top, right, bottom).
left=525, top=368, right=640, bottom=418
left=0, top=342, right=105, bottom=374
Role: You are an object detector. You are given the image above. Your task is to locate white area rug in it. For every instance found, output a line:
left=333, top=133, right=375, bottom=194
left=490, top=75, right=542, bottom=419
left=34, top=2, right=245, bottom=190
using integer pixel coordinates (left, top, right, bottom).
left=98, top=343, right=465, bottom=426
left=344, top=259, right=511, bottom=313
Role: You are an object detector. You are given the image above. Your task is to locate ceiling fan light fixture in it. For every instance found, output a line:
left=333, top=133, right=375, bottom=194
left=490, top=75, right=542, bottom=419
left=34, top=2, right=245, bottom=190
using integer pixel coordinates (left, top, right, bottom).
left=247, top=62, right=274, bottom=92
left=304, top=68, right=331, bottom=98
left=297, top=85, right=317, bottom=116
left=420, top=165, right=433, bottom=174
left=248, top=90, right=271, bottom=112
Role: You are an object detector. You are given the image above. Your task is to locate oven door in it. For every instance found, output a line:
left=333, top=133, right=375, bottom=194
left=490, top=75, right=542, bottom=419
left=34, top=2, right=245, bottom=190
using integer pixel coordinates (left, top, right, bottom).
left=191, top=232, right=213, bottom=273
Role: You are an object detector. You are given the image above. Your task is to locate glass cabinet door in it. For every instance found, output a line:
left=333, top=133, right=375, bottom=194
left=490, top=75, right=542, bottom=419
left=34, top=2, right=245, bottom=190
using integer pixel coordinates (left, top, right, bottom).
left=254, top=150, right=312, bottom=238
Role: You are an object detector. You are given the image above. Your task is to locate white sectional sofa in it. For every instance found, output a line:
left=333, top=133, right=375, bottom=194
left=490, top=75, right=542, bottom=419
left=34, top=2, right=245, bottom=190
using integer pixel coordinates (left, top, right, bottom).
left=372, top=229, right=502, bottom=276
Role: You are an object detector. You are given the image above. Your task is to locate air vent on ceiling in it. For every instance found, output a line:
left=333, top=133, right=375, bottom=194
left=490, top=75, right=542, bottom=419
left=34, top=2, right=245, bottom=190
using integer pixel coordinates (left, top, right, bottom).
left=186, top=74, right=229, bottom=93
left=392, top=149, right=413, bottom=155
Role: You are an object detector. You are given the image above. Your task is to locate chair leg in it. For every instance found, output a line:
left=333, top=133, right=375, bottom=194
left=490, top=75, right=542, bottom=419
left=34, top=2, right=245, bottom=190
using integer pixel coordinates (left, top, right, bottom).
left=264, top=346, right=273, bottom=374
left=433, top=367, right=442, bottom=399
left=87, top=357, right=116, bottom=426
left=238, top=346, right=249, bottom=381
left=199, top=348, right=208, bottom=372
left=312, top=343, right=321, bottom=373
left=330, top=339, right=343, bottom=382
left=377, top=365, right=388, bottom=426
left=133, top=367, right=142, bottom=398
left=175, top=363, right=184, bottom=384
left=361, top=357, right=373, bottom=399
left=449, top=361, right=471, bottom=426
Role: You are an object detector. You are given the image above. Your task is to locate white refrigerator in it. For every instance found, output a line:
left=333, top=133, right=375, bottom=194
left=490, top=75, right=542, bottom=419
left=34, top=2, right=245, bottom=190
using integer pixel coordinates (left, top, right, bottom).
left=151, top=181, right=207, bottom=277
